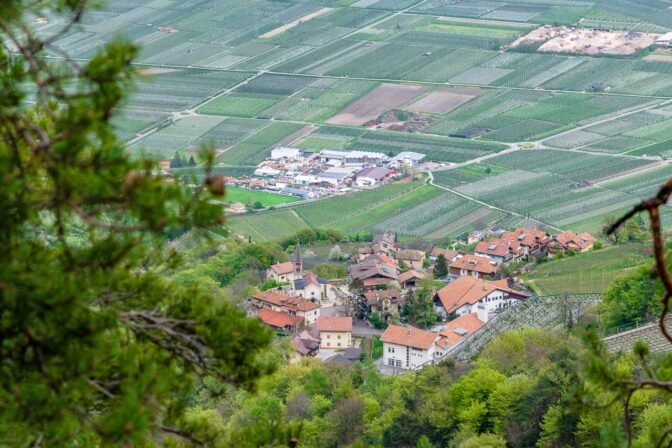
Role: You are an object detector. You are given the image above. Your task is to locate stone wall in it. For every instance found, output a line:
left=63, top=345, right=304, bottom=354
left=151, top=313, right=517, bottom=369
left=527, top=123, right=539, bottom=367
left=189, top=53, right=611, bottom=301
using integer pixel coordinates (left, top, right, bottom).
left=603, top=318, right=672, bottom=354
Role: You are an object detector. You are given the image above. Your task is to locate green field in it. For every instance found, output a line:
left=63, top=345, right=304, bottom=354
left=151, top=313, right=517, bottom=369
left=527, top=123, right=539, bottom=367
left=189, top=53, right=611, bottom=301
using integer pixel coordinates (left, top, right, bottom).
left=198, top=95, right=279, bottom=118
left=224, top=187, right=300, bottom=207
left=526, top=243, right=650, bottom=295
left=226, top=209, right=310, bottom=242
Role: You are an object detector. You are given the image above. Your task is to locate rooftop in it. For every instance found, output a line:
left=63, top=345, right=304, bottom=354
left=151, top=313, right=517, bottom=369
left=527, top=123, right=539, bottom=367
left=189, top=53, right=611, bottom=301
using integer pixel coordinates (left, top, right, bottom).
left=450, top=254, right=498, bottom=275
left=270, top=261, right=294, bottom=275
left=317, top=316, right=352, bottom=333
left=257, top=308, right=303, bottom=329
left=435, top=276, right=524, bottom=313
left=380, top=324, right=437, bottom=350
left=251, top=290, right=320, bottom=312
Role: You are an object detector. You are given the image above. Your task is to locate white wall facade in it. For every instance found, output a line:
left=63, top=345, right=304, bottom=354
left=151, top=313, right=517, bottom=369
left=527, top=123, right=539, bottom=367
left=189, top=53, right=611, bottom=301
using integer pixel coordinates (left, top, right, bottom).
left=383, top=342, right=435, bottom=370
left=320, top=330, right=352, bottom=348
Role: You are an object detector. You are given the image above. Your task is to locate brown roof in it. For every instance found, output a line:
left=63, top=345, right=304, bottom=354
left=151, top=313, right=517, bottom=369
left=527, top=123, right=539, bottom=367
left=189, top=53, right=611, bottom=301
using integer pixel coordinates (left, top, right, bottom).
left=350, top=254, right=398, bottom=281
left=435, top=276, right=523, bottom=313
left=378, top=254, right=398, bottom=268
left=362, top=278, right=394, bottom=287
left=398, top=270, right=427, bottom=284
left=380, top=325, right=437, bottom=350
left=270, top=261, right=294, bottom=275
left=501, top=227, right=550, bottom=248
left=317, top=316, right=352, bottom=333
left=475, top=238, right=523, bottom=258
left=257, top=308, right=303, bottom=329
left=364, top=289, right=402, bottom=305
left=438, top=313, right=484, bottom=346
left=553, top=231, right=595, bottom=250
left=251, top=290, right=320, bottom=312
left=395, top=249, right=425, bottom=262
left=431, top=248, right=458, bottom=260
left=449, top=254, right=499, bottom=275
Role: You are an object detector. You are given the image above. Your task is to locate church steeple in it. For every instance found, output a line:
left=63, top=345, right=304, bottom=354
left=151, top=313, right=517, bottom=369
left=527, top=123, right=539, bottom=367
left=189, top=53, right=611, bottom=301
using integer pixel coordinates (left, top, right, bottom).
left=293, top=241, right=303, bottom=276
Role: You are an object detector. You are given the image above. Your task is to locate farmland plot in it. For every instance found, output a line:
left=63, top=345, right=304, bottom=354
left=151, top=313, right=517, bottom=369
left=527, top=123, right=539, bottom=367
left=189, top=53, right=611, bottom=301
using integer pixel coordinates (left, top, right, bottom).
left=487, top=149, right=657, bottom=183
left=370, top=192, right=495, bottom=238
left=129, top=69, right=251, bottom=112
left=348, top=131, right=506, bottom=162
left=217, top=122, right=305, bottom=166
left=294, top=179, right=427, bottom=229
left=128, top=115, right=226, bottom=159
left=456, top=171, right=640, bottom=228
left=326, top=83, right=428, bottom=125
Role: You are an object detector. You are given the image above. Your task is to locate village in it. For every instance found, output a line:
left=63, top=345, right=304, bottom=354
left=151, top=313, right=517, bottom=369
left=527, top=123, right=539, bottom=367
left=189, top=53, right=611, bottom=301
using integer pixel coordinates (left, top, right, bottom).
left=214, top=146, right=428, bottom=212
left=246, top=225, right=596, bottom=373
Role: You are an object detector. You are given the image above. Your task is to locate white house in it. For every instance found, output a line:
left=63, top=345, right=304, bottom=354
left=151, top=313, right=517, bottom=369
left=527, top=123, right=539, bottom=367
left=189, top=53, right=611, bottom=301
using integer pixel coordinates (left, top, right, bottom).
left=270, top=146, right=301, bottom=161
left=433, top=276, right=527, bottom=322
left=317, top=316, right=352, bottom=349
left=380, top=325, right=438, bottom=370
left=389, top=151, right=425, bottom=167
left=267, top=261, right=296, bottom=283
left=292, top=272, right=335, bottom=303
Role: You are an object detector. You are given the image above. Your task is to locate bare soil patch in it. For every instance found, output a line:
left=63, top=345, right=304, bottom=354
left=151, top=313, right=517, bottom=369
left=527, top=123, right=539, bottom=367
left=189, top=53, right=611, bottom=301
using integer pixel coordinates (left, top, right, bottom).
left=326, top=83, right=427, bottom=126
left=260, top=8, right=332, bottom=38
left=406, top=87, right=483, bottom=115
left=509, top=25, right=660, bottom=56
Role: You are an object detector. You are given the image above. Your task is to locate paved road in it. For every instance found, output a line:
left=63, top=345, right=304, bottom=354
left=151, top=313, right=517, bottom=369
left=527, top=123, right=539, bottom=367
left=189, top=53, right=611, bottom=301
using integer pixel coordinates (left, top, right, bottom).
left=353, top=323, right=383, bottom=338
left=320, top=305, right=383, bottom=337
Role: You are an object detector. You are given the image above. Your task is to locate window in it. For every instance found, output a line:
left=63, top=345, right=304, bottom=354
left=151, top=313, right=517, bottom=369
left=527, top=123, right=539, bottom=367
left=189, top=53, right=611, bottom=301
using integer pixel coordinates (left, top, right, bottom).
left=337, top=335, right=341, bottom=339
left=388, top=347, right=395, bottom=353
left=388, top=359, right=395, bottom=366
left=337, top=343, right=341, bottom=347
left=395, top=360, right=402, bottom=367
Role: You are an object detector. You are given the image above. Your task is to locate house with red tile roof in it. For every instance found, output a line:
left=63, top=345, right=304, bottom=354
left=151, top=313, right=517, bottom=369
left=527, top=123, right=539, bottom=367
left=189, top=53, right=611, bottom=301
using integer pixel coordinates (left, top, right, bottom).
left=474, top=238, right=525, bottom=264
left=430, top=247, right=459, bottom=262
left=381, top=325, right=439, bottom=370
left=449, top=254, right=499, bottom=279
left=267, top=261, right=296, bottom=283
left=250, top=290, right=320, bottom=325
left=433, top=275, right=528, bottom=321
left=434, top=313, right=485, bottom=357
left=548, top=231, right=595, bottom=254
left=257, top=308, right=303, bottom=332
left=317, top=316, right=353, bottom=349
left=500, top=227, right=551, bottom=255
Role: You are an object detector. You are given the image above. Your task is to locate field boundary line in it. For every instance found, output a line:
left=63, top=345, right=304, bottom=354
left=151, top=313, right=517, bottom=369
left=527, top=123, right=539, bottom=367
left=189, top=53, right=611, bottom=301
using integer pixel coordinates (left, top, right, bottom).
left=126, top=71, right=262, bottom=147
left=427, top=171, right=563, bottom=232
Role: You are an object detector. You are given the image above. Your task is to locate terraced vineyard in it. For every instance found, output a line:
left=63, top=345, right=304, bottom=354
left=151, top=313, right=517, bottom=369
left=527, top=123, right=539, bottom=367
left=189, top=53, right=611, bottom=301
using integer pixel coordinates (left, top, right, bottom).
left=527, top=243, right=649, bottom=295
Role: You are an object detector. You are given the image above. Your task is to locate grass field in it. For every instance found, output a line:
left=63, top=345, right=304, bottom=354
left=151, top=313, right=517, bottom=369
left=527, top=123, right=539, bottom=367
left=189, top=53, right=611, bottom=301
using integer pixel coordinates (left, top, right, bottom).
left=525, top=243, right=650, bottom=295
left=223, top=187, right=300, bottom=207
left=226, top=209, right=310, bottom=241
